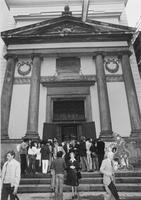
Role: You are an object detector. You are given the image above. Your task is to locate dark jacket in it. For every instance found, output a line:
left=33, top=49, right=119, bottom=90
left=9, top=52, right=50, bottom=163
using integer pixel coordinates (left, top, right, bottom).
left=51, top=158, right=66, bottom=174
left=41, top=145, right=50, bottom=160
left=97, top=140, right=105, bottom=154
left=78, top=141, right=86, bottom=157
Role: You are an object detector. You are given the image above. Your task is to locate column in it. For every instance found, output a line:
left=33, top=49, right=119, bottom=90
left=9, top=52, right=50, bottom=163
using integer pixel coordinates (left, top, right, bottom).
left=1, top=55, right=17, bottom=139
left=95, top=54, right=113, bottom=138
left=121, top=53, right=141, bottom=137
left=25, top=55, right=42, bottom=139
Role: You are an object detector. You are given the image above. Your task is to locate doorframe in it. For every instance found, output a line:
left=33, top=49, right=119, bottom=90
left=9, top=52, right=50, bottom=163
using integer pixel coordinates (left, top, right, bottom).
left=46, top=94, right=92, bottom=123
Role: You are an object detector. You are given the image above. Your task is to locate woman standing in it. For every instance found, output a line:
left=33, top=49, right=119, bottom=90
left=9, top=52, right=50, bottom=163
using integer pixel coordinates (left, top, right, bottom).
left=66, top=152, right=81, bottom=199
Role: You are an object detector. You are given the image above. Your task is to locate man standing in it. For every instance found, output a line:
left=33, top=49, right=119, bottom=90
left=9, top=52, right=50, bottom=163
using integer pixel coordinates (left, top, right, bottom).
left=1, top=150, right=21, bottom=200
left=100, top=151, right=120, bottom=200
left=18, top=138, right=29, bottom=176
left=97, top=138, right=105, bottom=169
left=79, top=136, right=89, bottom=172
left=51, top=151, right=66, bottom=200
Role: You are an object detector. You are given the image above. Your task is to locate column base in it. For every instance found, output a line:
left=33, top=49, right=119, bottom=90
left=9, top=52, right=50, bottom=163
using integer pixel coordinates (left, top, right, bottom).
left=1, top=135, right=9, bottom=140
left=99, top=130, right=114, bottom=141
left=130, top=129, right=141, bottom=138
left=25, top=131, right=40, bottom=140
left=1, top=129, right=9, bottom=140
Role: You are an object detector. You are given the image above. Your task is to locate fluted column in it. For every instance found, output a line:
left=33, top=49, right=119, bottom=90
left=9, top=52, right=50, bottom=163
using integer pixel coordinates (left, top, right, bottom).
left=1, top=55, right=17, bottom=139
left=25, top=55, right=42, bottom=139
left=95, top=54, right=113, bottom=139
left=121, top=53, right=141, bottom=137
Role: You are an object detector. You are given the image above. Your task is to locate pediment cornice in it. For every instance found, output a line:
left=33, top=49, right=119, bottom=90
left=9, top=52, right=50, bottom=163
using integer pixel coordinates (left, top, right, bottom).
left=1, top=14, right=135, bottom=45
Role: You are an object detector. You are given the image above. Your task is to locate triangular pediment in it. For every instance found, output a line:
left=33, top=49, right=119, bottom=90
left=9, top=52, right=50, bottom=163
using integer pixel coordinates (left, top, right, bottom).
left=1, top=15, right=135, bottom=45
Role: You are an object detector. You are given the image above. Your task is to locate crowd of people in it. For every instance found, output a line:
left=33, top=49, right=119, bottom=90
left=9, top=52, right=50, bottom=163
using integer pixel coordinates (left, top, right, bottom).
left=17, top=136, right=105, bottom=177
left=1, top=136, right=121, bottom=200
left=15, top=136, right=106, bottom=199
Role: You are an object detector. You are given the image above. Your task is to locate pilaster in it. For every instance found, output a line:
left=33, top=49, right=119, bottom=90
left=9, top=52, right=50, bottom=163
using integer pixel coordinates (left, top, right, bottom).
left=1, top=55, right=17, bottom=139
left=121, top=53, right=141, bottom=138
left=25, top=55, right=42, bottom=139
left=94, top=54, right=113, bottom=139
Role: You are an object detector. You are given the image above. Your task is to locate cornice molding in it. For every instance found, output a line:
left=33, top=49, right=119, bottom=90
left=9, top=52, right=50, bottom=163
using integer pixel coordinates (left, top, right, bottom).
left=41, top=75, right=96, bottom=87
left=13, top=74, right=123, bottom=85
left=6, top=46, right=129, bottom=57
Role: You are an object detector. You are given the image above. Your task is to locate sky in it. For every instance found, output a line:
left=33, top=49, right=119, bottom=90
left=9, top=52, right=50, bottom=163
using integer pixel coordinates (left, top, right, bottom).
left=126, top=0, right=141, bottom=29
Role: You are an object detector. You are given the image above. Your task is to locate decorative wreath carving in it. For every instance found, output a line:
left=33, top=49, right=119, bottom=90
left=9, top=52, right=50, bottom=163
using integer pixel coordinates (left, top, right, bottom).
left=104, top=58, right=119, bottom=73
left=17, top=61, right=32, bottom=76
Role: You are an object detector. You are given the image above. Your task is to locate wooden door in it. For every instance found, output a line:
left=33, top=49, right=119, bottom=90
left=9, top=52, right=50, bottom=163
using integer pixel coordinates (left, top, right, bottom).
left=43, top=123, right=58, bottom=141
left=81, top=122, right=96, bottom=139
left=61, top=125, right=77, bottom=141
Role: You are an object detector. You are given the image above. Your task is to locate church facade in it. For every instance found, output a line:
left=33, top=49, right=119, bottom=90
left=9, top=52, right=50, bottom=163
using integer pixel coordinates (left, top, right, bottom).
left=1, top=0, right=141, bottom=166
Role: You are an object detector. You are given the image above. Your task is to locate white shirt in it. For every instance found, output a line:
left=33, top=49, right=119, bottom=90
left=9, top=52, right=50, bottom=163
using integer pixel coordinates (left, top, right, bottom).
left=36, top=148, right=41, bottom=160
left=28, top=146, right=37, bottom=155
left=86, top=141, right=92, bottom=154
left=2, top=159, right=21, bottom=188
left=100, top=158, right=115, bottom=185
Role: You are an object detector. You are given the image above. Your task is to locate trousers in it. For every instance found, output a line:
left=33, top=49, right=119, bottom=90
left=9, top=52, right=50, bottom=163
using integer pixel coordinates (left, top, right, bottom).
left=1, top=184, right=15, bottom=200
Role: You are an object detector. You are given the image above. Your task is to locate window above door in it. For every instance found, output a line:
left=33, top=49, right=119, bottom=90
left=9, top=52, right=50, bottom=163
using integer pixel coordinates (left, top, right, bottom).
left=53, top=99, right=85, bottom=121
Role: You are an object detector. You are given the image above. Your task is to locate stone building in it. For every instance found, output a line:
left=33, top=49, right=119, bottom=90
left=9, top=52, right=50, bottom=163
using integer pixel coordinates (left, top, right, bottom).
left=1, top=0, right=141, bottom=166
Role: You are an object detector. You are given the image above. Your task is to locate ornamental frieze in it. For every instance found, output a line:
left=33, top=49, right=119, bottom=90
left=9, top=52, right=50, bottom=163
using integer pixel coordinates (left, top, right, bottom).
left=106, top=75, right=123, bottom=82
left=14, top=75, right=123, bottom=84
left=14, top=77, right=31, bottom=84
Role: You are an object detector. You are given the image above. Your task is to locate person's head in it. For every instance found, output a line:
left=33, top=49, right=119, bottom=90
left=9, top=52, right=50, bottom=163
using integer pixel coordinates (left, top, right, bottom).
left=107, top=151, right=114, bottom=160
left=23, top=138, right=29, bottom=144
left=80, top=136, right=85, bottom=142
left=31, top=141, right=35, bottom=147
left=89, top=138, right=92, bottom=142
left=114, top=157, right=119, bottom=164
left=70, top=152, right=75, bottom=160
left=112, top=147, right=117, bottom=153
left=6, top=150, right=15, bottom=161
left=53, top=138, right=57, bottom=143
left=57, top=151, right=63, bottom=158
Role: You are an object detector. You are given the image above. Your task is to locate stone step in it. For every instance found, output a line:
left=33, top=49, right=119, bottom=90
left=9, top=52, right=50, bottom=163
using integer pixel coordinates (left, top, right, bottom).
left=20, top=177, right=141, bottom=184
left=16, top=192, right=141, bottom=200
left=22, top=171, right=141, bottom=179
left=18, top=183, right=141, bottom=193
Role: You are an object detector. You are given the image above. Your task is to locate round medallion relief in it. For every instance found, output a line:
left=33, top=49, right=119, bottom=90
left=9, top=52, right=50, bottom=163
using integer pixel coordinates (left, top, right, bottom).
left=17, top=61, right=32, bottom=76
left=105, top=59, right=119, bottom=73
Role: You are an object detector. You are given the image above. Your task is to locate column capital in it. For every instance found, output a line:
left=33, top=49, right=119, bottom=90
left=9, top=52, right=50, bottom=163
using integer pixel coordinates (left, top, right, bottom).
left=117, top=50, right=132, bottom=59
left=31, top=54, right=43, bottom=61
left=92, top=50, right=132, bottom=60
left=93, top=52, right=105, bottom=59
left=4, top=54, right=18, bottom=62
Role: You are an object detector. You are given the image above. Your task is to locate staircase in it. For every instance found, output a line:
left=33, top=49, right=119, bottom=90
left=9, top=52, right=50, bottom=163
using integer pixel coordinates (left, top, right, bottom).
left=18, top=171, right=141, bottom=200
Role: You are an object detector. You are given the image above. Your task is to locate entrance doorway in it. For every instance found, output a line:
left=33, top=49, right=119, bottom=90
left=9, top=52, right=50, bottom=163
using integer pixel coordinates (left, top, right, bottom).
left=61, top=124, right=77, bottom=141
left=43, top=97, right=96, bottom=141
left=43, top=122, right=96, bottom=142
